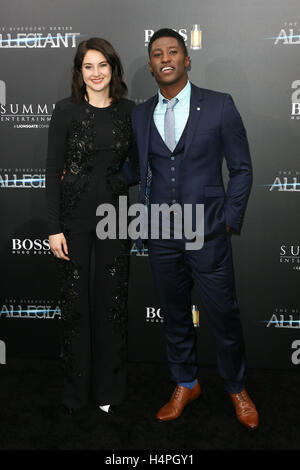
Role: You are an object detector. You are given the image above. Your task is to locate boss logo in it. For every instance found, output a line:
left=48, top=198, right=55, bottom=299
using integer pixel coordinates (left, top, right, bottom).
left=146, top=307, right=164, bottom=323
left=12, top=238, right=50, bottom=252
left=144, top=29, right=188, bottom=44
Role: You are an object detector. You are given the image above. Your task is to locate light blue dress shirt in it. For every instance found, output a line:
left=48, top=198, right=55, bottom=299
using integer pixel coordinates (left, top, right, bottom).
left=153, top=80, right=191, bottom=145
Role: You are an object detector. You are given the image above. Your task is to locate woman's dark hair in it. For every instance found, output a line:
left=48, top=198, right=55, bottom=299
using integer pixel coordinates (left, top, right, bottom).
left=71, top=37, right=127, bottom=104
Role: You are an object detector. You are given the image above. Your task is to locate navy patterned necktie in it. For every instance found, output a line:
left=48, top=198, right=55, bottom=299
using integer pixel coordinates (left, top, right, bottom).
left=163, top=97, right=178, bottom=152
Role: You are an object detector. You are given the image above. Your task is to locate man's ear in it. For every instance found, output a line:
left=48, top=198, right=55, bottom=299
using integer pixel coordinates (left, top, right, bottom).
left=185, top=55, right=191, bottom=68
left=149, top=61, right=154, bottom=76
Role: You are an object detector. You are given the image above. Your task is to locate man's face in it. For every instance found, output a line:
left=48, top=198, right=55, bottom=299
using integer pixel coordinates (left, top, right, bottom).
left=149, top=36, right=190, bottom=87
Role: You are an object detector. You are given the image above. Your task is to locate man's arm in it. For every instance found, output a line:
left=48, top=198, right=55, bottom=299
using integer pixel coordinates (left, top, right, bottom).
left=221, top=94, right=252, bottom=232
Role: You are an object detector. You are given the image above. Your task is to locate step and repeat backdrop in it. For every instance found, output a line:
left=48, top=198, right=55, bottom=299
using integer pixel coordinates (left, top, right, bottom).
left=0, top=0, right=299, bottom=370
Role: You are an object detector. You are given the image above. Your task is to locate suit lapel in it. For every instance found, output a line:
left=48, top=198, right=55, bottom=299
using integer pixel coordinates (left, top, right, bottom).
left=137, top=84, right=204, bottom=178
left=183, top=83, right=204, bottom=159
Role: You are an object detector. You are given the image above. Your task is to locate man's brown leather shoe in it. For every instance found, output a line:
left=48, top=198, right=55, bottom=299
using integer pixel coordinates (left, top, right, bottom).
left=229, top=389, right=259, bottom=430
left=156, top=381, right=202, bottom=422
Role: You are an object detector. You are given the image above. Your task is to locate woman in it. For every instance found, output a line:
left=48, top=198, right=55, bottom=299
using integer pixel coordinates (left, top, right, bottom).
left=46, top=37, right=135, bottom=414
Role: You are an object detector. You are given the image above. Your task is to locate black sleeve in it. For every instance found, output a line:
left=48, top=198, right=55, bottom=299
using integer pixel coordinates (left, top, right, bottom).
left=121, top=104, right=140, bottom=186
left=121, top=136, right=140, bottom=186
left=45, top=101, right=68, bottom=235
left=108, top=99, right=139, bottom=193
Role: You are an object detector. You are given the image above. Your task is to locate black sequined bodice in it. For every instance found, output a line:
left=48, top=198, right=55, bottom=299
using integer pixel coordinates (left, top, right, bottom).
left=46, top=97, right=135, bottom=235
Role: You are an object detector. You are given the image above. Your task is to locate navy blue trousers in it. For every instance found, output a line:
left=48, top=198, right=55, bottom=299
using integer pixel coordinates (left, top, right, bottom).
left=147, top=236, right=246, bottom=394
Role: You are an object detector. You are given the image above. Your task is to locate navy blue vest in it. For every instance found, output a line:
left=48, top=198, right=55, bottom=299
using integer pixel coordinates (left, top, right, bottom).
left=148, top=116, right=187, bottom=205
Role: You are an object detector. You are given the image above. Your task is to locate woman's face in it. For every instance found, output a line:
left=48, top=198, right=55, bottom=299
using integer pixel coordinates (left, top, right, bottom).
left=81, top=49, right=112, bottom=96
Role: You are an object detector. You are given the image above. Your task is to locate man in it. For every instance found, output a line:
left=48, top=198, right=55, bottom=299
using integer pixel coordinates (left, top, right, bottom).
left=123, top=28, right=258, bottom=429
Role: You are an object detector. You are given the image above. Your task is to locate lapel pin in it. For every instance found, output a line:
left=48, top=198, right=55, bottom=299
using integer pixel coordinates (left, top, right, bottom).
left=196, top=107, right=201, bottom=111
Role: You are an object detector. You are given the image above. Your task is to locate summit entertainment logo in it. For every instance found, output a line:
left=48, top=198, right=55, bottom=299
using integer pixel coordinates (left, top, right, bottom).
left=280, top=245, right=300, bottom=270
left=0, top=25, right=81, bottom=48
left=1, top=103, right=53, bottom=128
left=0, top=80, right=54, bottom=129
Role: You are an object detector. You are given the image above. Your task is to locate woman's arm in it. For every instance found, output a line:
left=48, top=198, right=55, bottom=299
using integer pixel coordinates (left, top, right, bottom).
left=46, top=100, right=70, bottom=260
left=46, top=100, right=68, bottom=235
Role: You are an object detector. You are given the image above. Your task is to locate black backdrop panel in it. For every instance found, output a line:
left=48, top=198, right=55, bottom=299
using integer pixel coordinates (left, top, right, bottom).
left=0, top=0, right=299, bottom=370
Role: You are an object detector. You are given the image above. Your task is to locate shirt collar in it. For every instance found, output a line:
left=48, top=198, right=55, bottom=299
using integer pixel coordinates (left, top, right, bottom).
left=157, top=80, right=191, bottom=106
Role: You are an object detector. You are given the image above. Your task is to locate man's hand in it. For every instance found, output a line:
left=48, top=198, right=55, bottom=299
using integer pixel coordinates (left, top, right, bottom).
left=49, top=233, right=70, bottom=260
left=226, top=226, right=231, bottom=234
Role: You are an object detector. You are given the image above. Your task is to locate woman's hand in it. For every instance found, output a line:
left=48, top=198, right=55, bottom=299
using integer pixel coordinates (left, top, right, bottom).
left=49, top=233, right=70, bottom=261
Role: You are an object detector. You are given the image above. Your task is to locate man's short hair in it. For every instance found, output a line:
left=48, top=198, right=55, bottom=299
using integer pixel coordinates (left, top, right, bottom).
left=148, top=28, right=188, bottom=57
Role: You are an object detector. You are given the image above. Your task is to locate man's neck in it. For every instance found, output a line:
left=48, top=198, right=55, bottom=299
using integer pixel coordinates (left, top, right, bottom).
left=159, top=78, right=188, bottom=100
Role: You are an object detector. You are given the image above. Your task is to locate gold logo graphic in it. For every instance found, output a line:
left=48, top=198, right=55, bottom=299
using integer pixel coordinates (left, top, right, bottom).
left=192, top=305, right=200, bottom=327
left=190, top=24, right=202, bottom=50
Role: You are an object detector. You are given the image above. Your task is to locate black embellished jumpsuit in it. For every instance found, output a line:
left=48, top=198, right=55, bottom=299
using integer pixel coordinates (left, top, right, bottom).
left=46, top=97, right=135, bottom=410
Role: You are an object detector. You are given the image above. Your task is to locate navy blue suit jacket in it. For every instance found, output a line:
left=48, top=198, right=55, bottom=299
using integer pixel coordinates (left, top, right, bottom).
left=123, top=82, right=252, bottom=240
